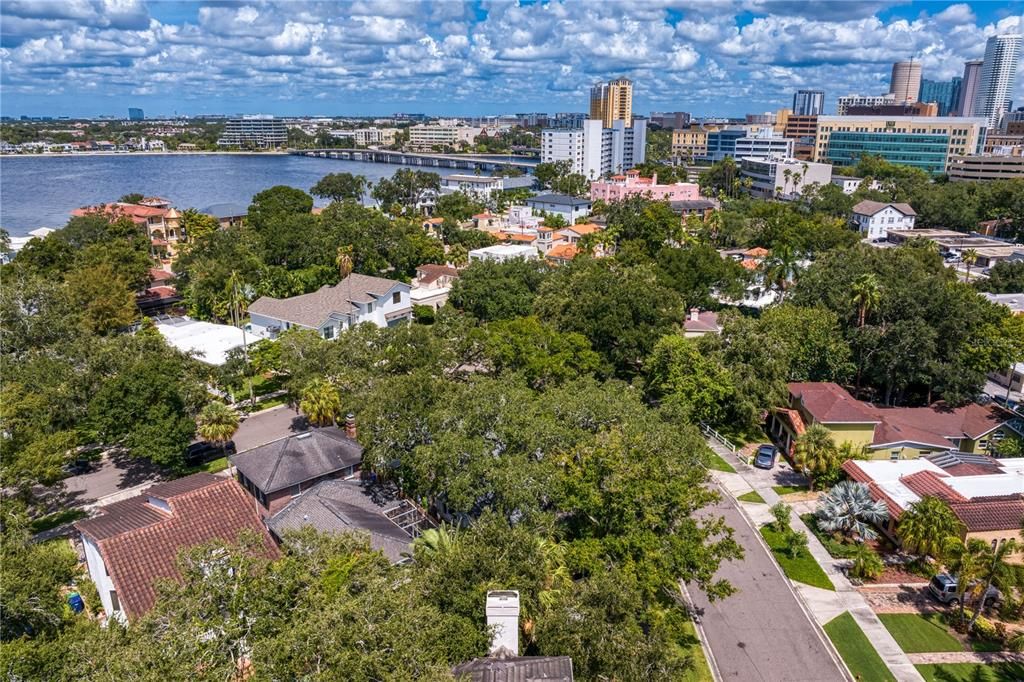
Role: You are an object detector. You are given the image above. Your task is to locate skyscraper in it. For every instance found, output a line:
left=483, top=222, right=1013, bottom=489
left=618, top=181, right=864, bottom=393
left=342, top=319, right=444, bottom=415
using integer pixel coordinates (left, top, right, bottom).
left=890, top=61, right=922, bottom=102
left=792, top=90, right=825, bottom=116
left=956, top=60, right=984, bottom=116
left=974, top=34, right=1023, bottom=128
left=918, top=78, right=962, bottom=116
left=589, top=78, right=633, bottom=128
left=128, top=107, right=144, bottom=121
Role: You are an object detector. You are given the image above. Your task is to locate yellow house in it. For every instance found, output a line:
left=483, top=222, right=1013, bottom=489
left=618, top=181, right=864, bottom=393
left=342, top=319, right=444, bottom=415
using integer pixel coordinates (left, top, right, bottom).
left=768, top=382, right=1022, bottom=461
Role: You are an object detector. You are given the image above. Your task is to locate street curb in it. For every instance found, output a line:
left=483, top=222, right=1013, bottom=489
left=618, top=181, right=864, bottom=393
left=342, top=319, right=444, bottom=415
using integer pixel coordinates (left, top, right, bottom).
left=679, top=580, right=723, bottom=682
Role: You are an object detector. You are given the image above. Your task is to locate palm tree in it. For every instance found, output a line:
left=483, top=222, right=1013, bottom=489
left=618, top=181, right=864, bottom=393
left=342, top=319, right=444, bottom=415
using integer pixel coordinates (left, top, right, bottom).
left=850, top=273, right=881, bottom=328
left=762, top=245, right=800, bottom=303
left=962, top=248, right=979, bottom=281
left=226, top=270, right=254, bottom=407
left=448, top=244, right=468, bottom=268
left=335, top=246, right=353, bottom=280
left=412, top=523, right=457, bottom=560
left=792, top=423, right=838, bottom=489
left=782, top=168, right=793, bottom=196
left=897, top=496, right=964, bottom=559
left=196, top=401, right=240, bottom=457
left=299, top=378, right=342, bottom=427
left=969, top=538, right=1018, bottom=632
left=815, top=481, right=889, bottom=541
left=943, top=536, right=987, bottom=627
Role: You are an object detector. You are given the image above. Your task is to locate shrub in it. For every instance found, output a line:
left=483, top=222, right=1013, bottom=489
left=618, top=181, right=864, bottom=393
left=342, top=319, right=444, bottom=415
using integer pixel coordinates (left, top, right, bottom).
left=971, top=614, right=997, bottom=641
left=785, top=529, right=809, bottom=559
left=849, top=544, right=884, bottom=581
left=771, top=502, right=791, bottom=532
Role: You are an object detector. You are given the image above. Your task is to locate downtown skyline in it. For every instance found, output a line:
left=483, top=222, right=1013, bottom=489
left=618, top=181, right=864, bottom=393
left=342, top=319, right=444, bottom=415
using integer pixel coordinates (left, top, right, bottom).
left=2, top=1, right=1024, bottom=119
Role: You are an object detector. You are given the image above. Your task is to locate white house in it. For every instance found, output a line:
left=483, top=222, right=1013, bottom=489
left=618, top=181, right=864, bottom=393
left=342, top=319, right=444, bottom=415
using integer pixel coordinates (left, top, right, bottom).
left=468, top=244, right=538, bottom=263
left=525, top=193, right=592, bottom=224
left=247, top=273, right=412, bottom=340
left=439, top=174, right=534, bottom=200
left=831, top=175, right=884, bottom=195
left=411, top=264, right=459, bottom=310
left=851, top=200, right=917, bottom=240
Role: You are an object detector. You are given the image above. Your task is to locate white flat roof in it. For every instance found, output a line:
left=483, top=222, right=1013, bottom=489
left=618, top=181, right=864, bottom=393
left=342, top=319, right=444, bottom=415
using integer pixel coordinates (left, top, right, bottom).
left=470, top=244, right=537, bottom=256
left=156, top=318, right=263, bottom=366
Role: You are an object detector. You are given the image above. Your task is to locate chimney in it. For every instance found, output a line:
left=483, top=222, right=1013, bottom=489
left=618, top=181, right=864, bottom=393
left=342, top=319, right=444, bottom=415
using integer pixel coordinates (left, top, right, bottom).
left=345, top=413, right=357, bottom=439
left=485, top=590, right=520, bottom=656
left=651, top=172, right=657, bottom=185
left=690, top=308, right=700, bottom=321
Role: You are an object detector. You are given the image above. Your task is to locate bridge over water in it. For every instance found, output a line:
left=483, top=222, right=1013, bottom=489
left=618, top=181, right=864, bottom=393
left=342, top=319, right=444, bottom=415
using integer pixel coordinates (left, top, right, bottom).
left=290, top=148, right=537, bottom=173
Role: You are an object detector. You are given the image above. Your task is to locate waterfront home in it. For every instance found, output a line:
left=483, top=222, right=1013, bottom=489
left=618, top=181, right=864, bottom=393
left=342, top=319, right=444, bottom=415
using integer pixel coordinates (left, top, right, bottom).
left=590, top=170, right=699, bottom=203
left=72, top=198, right=183, bottom=260
left=74, top=474, right=277, bottom=623
left=247, top=273, right=412, bottom=339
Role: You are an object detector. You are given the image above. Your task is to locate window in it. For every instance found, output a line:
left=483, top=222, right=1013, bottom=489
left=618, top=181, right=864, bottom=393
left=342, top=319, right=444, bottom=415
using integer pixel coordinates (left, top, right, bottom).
left=322, top=326, right=334, bottom=340
left=366, top=302, right=373, bottom=314
left=890, top=450, right=900, bottom=461
left=393, top=292, right=401, bottom=304
left=110, top=590, right=120, bottom=612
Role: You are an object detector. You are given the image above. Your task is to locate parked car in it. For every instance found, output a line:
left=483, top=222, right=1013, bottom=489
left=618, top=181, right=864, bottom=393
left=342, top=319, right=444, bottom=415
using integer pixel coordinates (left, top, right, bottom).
left=928, top=573, right=1000, bottom=606
left=753, top=444, right=777, bottom=470
left=183, top=440, right=236, bottom=467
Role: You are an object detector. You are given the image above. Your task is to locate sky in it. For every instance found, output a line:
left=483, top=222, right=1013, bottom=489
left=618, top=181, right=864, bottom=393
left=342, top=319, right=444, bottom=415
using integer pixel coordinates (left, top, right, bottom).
left=2, top=0, right=1024, bottom=119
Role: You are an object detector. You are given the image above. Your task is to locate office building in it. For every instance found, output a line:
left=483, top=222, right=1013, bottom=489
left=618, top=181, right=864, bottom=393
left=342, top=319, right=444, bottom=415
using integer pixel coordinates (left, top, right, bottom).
left=956, top=60, right=984, bottom=116
left=918, top=78, right=963, bottom=116
left=948, top=153, right=1024, bottom=181
left=354, top=127, right=398, bottom=147
left=734, top=128, right=794, bottom=159
left=975, top=34, right=1023, bottom=128
left=649, top=111, right=691, bottom=129
left=541, top=118, right=646, bottom=179
left=217, top=115, right=287, bottom=148
left=814, top=115, right=988, bottom=175
left=739, top=157, right=832, bottom=199
left=783, top=115, right=819, bottom=160
left=890, top=61, right=922, bottom=102
left=836, top=94, right=897, bottom=115
left=847, top=102, right=938, bottom=117
left=589, top=78, right=633, bottom=128
left=704, top=128, right=749, bottom=161
left=407, top=124, right=483, bottom=151
left=128, top=108, right=144, bottom=121
left=793, top=90, right=825, bottom=116
left=671, top=125, right=720, bottom=159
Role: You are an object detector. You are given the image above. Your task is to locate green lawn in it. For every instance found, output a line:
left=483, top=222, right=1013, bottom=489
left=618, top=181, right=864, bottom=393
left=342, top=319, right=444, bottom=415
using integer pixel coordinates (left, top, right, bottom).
left=678, top=619, right=714, bottom=682
left=878, top=613, right=962, bottom=653
left=823, top=612, right=895, bottom=682
left=800, top=514, right=860, bottom=559
left=772, top=484, right=810, bottom=496
left=253, top=394, right=290, bottom=411
left=760, top=524, right=835, bottom=591
left=30, top=509, right=88, bottom=534
left=737, top=490, right=766, bottom=504
left=917, top=663, right=1024, bottom=682
left=183, top=456, right=231, bottom=475
left=705, top=449, right=736, bottom=473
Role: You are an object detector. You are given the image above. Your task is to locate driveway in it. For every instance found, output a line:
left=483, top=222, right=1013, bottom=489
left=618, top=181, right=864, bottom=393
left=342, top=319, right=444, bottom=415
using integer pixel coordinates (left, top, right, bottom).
left=687, top=489, right=847, bottom=682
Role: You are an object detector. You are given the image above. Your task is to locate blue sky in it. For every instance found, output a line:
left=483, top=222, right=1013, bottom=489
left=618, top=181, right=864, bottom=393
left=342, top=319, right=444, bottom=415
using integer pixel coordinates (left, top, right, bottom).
left=1, top=1, right=1023, bottom=119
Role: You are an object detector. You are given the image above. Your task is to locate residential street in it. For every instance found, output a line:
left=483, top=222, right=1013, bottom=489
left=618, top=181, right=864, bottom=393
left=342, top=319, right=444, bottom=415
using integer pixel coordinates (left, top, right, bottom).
left=687, top=489, right=848, bottom=682
left=234, top=404, right=308, bottom=452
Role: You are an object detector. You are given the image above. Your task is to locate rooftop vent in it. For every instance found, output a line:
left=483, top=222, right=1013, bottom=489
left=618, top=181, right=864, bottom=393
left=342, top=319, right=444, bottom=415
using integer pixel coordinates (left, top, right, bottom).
left=296, top=432, right=313, bottom=440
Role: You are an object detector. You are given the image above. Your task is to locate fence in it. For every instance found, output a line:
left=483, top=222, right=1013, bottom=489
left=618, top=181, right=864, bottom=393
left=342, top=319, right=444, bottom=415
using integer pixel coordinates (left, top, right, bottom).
left=699, top=421, right=737, bottom=454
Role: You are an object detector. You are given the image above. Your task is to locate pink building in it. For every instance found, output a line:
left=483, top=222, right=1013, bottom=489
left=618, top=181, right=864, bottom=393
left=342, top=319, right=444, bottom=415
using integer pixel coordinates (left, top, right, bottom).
left=590, top=169, right=700, bottom=203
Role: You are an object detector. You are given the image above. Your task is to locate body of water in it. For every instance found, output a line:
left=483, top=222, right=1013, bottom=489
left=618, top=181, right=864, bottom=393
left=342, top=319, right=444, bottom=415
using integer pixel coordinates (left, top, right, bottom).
left=0, top=154, right=473, bottom=235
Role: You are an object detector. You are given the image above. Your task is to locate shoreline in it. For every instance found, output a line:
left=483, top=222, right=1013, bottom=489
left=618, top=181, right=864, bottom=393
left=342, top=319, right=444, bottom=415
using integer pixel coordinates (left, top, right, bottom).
left=0, top=150, right=292, bottom=159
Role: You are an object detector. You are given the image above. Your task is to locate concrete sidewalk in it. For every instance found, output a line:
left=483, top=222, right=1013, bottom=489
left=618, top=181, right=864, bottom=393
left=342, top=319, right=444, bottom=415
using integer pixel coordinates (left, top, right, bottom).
left=706, top=438, right=924, bottom=682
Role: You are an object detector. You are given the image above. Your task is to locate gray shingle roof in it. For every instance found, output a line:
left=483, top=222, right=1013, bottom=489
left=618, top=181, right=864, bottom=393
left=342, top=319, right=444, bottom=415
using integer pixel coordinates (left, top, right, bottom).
left=229, top=427, right=363, bottom=494
left=452, top=653, right=574, bottom=682
left=267, top=480, right=413, bottom=562
left=526, top=193, right=591, bottom=207
left=852, top=200, right=917, bottom=217
left=247, top=273, right=405, bottom=329
left=200, top=202, right=249, bottom=219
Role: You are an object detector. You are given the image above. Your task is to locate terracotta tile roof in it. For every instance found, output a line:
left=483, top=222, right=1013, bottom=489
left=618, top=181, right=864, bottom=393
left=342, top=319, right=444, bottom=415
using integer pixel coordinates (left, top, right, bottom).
left=503, top=233, right=537, bottom=243
left=149, top=268, right=174, bottom=282
left=899, top=470, right=967, bottom=504
left=950, top=499, right=1024, bottom=532
left=740, top=258, right=759, bottom=270
left=416, top=264, right=459, bottom=285
left=140, top=286, right=179, bottom=301
left=75, top=474, right=278, bottom=620
left=683, top=310, right=720, bottom=333
left=73, top=202, right=169, bottom=220
left=558, top=223, right=601, bottom=236
left=546, top=243, right=579, bottom=261
left=944, top=462, right=1002, bottom=477
left=743, top=247, right=770, bottom=258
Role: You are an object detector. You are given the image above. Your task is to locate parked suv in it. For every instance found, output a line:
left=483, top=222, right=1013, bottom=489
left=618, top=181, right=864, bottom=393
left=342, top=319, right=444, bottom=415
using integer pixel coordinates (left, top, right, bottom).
left=753, top=444, right=777, bottom=470
left=928, top=573, right=1000, bottom=606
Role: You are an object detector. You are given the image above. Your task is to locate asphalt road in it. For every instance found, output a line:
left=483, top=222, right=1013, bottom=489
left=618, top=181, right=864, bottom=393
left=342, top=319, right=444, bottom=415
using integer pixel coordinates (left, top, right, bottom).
left=234, top=405, right=308, bottom=452
left=688, top=491, right=847, bottom=682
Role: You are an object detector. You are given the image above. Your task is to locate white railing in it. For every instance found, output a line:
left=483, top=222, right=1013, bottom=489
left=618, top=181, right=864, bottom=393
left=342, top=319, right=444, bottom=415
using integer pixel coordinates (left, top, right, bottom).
left=699, top=421, right=737, bottom=453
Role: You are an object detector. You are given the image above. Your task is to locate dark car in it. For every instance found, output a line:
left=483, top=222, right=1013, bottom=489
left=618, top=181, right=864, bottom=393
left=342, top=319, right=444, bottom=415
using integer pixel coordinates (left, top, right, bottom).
left=753, top=444, right=777, bottom=469
left=183, top=440, right=236, bottom=467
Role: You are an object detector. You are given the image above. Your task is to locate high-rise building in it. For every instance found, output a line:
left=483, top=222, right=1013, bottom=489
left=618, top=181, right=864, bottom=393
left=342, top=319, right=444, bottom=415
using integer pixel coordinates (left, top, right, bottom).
left=890, top=61, right=923, bottom=102
left=128, top=108, right=144, bottom=121
left=792, top=90, right=825, bottom=116
left=836, top=93, right=897, bottom=115
left=918, top=78, right=962, bottom=116
left=974, top=34, right=1023, bottom=128
left=649, top=111, right=690, bottom=129
left=541, top=118, right=646, bottom=178
left=589, top=78, right=633, bottom=128
left=957, top=60, right=984, bottom=116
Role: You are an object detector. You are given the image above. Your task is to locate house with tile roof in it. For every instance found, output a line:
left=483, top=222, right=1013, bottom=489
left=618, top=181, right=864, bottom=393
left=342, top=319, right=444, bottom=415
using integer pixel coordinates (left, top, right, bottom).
left=247, top=273, right=412, bottom=340
left=683, top=309, right=722, bottom=338
left=74, top=473, right=278, bottom=623
left=230, top=426, right=363, bottom=516
left=768, top=382, right=1023, bottom=460
left=843, top=453, right=1024, bottom=559
left=72, top=199, right=184, bottom=260
left=411, top=264, right=459, bottom=310
left=851, top=200, right=916, bottom=240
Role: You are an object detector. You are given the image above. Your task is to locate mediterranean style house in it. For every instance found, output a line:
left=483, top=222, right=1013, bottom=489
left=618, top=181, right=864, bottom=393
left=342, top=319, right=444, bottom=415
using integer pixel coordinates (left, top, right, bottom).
left=73, top=197, right=183, bottom=261
left=769, top=382, right=1023, bottom=460
left=247, top=273, right=412, bottom=339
